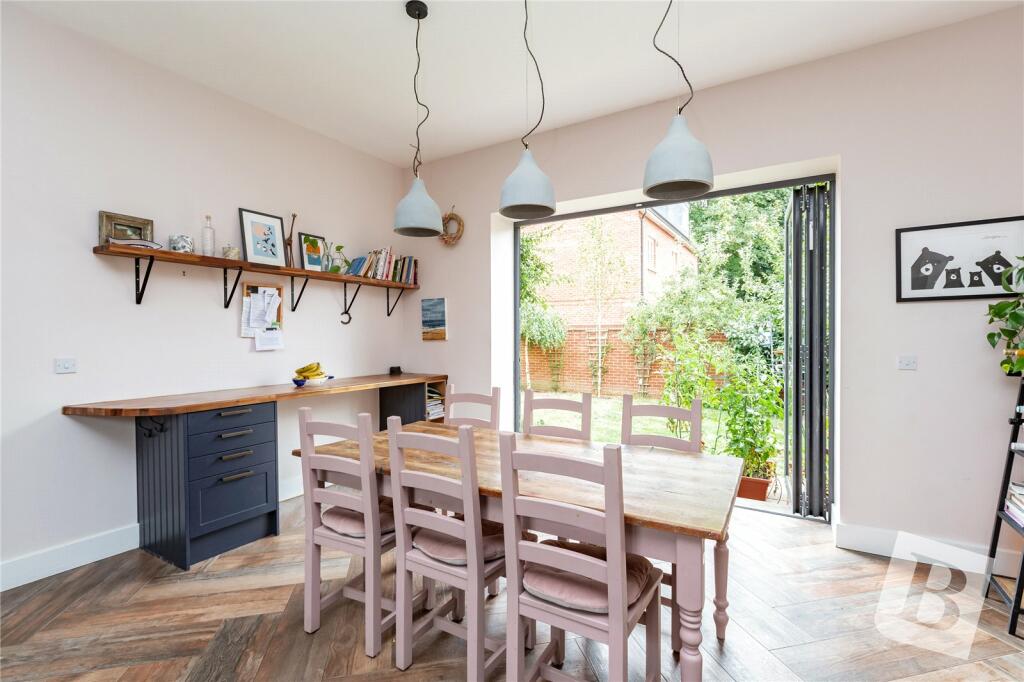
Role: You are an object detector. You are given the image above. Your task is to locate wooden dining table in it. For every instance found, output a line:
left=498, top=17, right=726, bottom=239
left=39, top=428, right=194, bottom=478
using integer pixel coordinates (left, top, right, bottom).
left=292, top=421, right=743, bottom=681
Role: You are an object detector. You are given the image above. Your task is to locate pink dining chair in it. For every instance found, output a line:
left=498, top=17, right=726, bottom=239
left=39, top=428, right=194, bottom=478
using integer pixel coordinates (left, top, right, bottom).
left=620, top=393, right=703, bottom=654
left=445, top=384, right=501, bottom=429
left=444, top=384, right=502, bottom=597
left=388, top=417, right=525, bottom=679
left=299, top=408, right=402, bottom=658
left=621, top=393, right=701, bottom=453
left=498, top=433, right=662, bottom=681
left=522, top=389, right=592, bottom=440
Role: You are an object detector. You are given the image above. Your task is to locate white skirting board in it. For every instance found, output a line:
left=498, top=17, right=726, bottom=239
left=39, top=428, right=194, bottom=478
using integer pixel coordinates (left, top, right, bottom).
left=1, top=482, right=306, bottom=591
left=834, top=521, right=1020, bottom=577
left=0, top=523, right=140, bottom=591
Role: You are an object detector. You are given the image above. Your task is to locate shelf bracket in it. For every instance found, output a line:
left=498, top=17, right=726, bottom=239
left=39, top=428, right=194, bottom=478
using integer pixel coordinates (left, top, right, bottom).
left=386, top=288, right=405, bottom=317
left=340, top=282, right=361, bottom=325
left=134, top=255, right=155, bottom=304
left=290, top=276, right=309, bottom=312
left=223, top=267, right=243, bottom=308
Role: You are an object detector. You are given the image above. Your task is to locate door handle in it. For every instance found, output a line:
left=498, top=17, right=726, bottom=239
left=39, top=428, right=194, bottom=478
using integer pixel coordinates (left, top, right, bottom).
left=221, top=470, right=255, bottom=483
left=219, top=428, right=253, bottom=439
left=219, top=449, right=253, bottom=462
left=219, top=407, right=253, bottom=417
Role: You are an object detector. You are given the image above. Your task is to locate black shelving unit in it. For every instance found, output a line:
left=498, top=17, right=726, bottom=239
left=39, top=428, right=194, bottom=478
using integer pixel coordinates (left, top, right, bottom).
left=984, top=377, right=1024, bottom=634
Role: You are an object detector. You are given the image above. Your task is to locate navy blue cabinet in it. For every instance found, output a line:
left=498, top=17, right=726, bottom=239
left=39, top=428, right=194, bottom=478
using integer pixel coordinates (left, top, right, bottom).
left=135, top=402, right=279, bottom=569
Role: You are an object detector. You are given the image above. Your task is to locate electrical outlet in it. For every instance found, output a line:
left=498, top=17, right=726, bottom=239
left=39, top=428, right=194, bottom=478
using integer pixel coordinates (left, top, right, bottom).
left=54, top=358, right=77, bottom=374
left=897, top=355, right=917, bottom=371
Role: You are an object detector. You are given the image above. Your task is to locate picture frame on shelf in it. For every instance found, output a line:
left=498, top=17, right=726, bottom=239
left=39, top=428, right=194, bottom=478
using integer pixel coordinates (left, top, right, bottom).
left=895, top=215, right=1024, bottom=302
left=98, top=211, right=153, bottom=245
left=298, top=232, right=327, bottom=271
left=239, top=208, right=287, bottom=267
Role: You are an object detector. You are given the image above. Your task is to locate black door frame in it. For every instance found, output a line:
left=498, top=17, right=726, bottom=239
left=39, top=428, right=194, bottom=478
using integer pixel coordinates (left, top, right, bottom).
left=512, top=174, right=837, bottom=518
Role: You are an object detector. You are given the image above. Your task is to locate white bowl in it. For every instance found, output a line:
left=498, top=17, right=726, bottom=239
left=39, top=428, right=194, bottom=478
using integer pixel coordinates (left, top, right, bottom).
left=304, top=376, right=329, bottom=386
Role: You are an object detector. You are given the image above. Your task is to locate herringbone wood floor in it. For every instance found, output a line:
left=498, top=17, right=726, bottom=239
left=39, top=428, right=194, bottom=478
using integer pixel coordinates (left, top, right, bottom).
left=2, top=498, right=1022, bottom=681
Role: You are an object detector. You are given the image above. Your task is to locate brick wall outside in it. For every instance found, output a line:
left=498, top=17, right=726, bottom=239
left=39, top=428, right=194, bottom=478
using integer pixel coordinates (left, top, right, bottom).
left=520, top=326, right=659, bottom=396
left=520, top=328, right=729, bottom=397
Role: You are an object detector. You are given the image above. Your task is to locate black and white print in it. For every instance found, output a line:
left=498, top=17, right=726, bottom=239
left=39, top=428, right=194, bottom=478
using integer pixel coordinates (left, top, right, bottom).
left=896, top=216, right=1024, bottom=302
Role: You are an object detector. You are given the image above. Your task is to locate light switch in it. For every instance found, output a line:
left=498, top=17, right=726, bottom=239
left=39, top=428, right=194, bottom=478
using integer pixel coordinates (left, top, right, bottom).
left=54, top=358, right=77, bottom=374
left=897, top=355, right=917, bottom=371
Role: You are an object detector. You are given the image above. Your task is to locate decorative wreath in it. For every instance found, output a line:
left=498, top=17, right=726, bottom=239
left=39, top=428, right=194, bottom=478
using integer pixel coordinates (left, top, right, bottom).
left=439, top=209, right=464, bottom=246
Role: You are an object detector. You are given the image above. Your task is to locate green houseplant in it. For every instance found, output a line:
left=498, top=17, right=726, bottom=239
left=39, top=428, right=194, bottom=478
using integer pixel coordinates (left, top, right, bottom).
left=985, top=255, right=1024, bottom=374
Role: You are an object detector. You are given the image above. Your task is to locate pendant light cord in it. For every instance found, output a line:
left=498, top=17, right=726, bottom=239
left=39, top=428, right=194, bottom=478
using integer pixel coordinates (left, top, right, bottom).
left=520, top=0, right=545, bottom=149
left=411, top=16, right=429, bottom=176
left=653, top=0, right=694, bottom=115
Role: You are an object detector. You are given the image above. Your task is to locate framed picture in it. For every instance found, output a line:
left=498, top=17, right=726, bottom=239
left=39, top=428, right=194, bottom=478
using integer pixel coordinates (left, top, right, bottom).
left=421, top=297, right=447, bottom=341
left=239, top=208, right=286, bottom=267
left=896, top=216, right=1024, bottom=302
left=297, top=232, right=326, bottom=271
left=98, top=211, right=153, bottom=245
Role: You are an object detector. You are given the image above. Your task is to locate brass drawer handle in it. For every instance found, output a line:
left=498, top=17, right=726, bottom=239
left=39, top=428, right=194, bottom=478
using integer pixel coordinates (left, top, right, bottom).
left=219, top=428, right=254, bottom=439
left=219, top=407, right=253, bottom=417
left=221, top=470, right=255, bottom=483
left=219, top=449, right=254, bottom=462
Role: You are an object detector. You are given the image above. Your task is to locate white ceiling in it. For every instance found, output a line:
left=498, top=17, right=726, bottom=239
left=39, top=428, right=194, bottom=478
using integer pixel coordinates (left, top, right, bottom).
left=27, top=0, right=1015, bottom=167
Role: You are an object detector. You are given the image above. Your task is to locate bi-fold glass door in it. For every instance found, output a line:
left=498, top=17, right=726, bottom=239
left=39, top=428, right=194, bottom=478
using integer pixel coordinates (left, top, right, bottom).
left=785, top=181, right=835, bottom=520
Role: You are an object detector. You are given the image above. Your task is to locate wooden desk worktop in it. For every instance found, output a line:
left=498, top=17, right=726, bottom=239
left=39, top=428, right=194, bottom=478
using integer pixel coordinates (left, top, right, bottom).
left=62, top=373, right=447, bottom=417
left=293, top=421, right=742, bottom=541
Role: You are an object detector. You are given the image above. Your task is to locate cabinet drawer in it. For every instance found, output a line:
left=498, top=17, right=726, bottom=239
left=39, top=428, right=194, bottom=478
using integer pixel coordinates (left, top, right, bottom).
left=188, top=461, right=277, bottom=538
left=187, top=421, right=276, bottom=458
left=188, top=441, right=277, bottom=481
left=187, top=403, right=275, bottom=435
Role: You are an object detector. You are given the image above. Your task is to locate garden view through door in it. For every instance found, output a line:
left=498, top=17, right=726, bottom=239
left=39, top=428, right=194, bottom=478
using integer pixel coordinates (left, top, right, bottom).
left=514, top=177, right=834, bottom=519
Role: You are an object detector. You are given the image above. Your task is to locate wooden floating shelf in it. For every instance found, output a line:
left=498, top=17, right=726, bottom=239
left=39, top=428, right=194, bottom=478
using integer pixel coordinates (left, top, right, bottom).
left=94, top=245, right=419, bottom=290
left=94, top=244, right=417, bottom=322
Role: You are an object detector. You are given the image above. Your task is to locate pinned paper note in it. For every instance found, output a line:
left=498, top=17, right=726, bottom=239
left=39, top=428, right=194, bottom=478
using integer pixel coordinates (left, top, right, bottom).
left=255, top=328, right=285, bottom=351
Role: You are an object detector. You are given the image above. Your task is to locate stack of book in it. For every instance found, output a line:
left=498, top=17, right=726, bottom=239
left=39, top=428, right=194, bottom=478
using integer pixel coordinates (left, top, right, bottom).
left=1005, top=481, right=1024, bottom=525
left=345, top=246, right=418, bottom=285
left=426, top=386, right=444, bottom=421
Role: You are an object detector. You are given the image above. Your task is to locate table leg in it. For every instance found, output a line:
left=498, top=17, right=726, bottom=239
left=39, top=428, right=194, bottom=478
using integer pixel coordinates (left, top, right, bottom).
left=713, top=532, right=729, bottom=641
left=676, top=535, right=704, bottom=681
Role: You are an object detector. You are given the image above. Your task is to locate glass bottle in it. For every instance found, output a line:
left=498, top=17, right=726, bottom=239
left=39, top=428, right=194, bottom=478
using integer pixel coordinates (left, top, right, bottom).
left=201, top=214, right=215, bottom=256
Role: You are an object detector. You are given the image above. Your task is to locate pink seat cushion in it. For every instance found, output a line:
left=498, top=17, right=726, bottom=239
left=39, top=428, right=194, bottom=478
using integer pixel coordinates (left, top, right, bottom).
left=321, top=498, right=395, bottom=538
left=522, top=540, right=653, bottom=614
left=412, top=518, right=528, bottom=566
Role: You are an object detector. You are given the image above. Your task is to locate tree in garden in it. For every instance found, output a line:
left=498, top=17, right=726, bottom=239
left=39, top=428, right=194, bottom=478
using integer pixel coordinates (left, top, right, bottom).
left=519, top=227, right=556, bottom=307
left=688, top=189, right=788, bottom=357
left=578, top=216, right=626, bottom=396
left=518, top=227, right=567, bottom=388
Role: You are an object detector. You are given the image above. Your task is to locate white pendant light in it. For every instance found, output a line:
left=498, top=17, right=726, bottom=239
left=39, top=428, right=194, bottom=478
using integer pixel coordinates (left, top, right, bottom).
left=500, top=149, right=555, bottom=219
left=643, top=0, right=713, bottom=201
left=499, top=0, right=555, bottom=220
left=394, top=177, right=442, bottom=237
left=394, top=1, right=442, bottom=237
left=644, top=114, right=712, bottom=201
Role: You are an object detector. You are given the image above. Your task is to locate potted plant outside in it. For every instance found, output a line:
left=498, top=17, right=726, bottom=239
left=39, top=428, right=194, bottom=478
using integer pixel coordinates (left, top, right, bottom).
left=719, top=356, right=783, bottom=501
